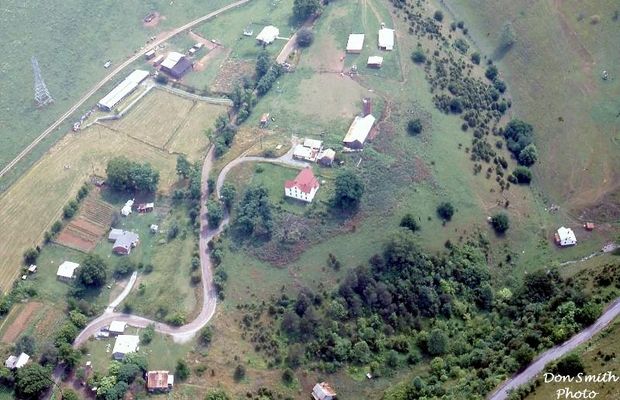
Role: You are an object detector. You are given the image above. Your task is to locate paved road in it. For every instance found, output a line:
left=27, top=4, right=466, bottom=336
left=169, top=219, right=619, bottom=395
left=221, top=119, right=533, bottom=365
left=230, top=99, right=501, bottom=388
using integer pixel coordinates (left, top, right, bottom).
left=0, top=0, right=252, bottom=180
left=488, top=298, right=620, bottom=400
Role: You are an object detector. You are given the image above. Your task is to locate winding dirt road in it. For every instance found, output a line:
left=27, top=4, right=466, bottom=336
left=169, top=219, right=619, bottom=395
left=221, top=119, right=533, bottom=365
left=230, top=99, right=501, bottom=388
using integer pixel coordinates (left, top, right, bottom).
left=488, top=298, right=620, bottom=400
left=0, top=0, right=252, bottom=180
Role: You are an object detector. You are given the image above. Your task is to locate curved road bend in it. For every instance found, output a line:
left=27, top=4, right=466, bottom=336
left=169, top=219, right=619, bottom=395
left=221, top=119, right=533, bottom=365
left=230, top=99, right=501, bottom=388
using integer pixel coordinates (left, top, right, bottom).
left=75, top=146, right=306, bottom=345
left=488, top=298, right=620, bottom=400
left=0, top=0, right=252, bottom=180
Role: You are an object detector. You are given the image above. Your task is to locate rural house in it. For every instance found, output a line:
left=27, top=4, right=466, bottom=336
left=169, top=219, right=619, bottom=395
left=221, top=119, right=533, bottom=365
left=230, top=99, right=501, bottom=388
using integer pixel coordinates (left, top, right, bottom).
left=256, top=25, right=280, bottom=44
left=160, top=52, right=193, bottom=79
left=343, top=114, right=376, bottom=149
left=121, top=199, right=134, bottom=216
left=367, top=56, right=383, bottom=68
left=293, top=138, right=323, bottom=162
left=312, top=382, right=337, bottom=400
left=97, top=70, right=149, bottom=112
left=146, top=370, right=175, bottom=393
left=112, top=335, right=139, bottom=360
left=284, top=167, right=320, bottom=203
left=112, top=231, right=140, bottom=255
left=56, top=261, right=80, bottom=281
left=346, top=34, right=365, bottom=53
left=317, top=148, right=336, bottom=166
left=5, top=353, right=29, bottom=370
left=109, top=321, right=127, bottom=335
left=378, top=25, right=395, bottom=50
left=555, top=227, right=577, bottom=247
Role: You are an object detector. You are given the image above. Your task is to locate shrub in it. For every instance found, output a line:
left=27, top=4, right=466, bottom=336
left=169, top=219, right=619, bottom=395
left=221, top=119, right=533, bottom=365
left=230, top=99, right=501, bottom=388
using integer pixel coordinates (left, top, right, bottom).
left=411, top=49, right=426, bottom=64
left=437, top=202, right=455, bottom=221
left=491, top=213, right=510, bottom=234
left=400, top=214, right=420, bottom=232
left=407, top=119, right=423, bottom=135
left=23, top=248, right=39, bottom=265
left=140, top=324, right=155, bottom=345
left=485, top=65, right=499, bottom=81
left=449, top=98, right=463, bottom=113
left=296, top=28, right=314, bottom=47
left=433, top=10, right=444, bottom=21
left=554, top=353, right=585, bottom=377
left=471, top=52, right=481, bottom=65
left=233, top=364, right=246, bottom=381
left=512, top=166, right=532, bottom=184
left=155, top=74, right=168, bottom=84
left=199, top=326, right=213, bottom=346
left=518, top=144, right=538, bottom=166
left=175, top=359, right=190, bottom=381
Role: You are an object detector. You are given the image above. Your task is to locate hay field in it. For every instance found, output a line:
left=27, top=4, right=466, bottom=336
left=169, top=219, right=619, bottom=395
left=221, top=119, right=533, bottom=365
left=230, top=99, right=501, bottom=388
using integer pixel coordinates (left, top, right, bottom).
left=0, top=123, right=183, bottom=292
left=444, top=0, right=620, bottom=215
left=168, top=101, right=227, bottom=158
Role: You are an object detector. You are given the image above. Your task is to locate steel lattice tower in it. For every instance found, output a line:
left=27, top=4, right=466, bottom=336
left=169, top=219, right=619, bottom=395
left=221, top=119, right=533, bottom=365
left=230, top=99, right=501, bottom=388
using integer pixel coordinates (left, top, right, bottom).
left=31, top=57, right=54, bottom=107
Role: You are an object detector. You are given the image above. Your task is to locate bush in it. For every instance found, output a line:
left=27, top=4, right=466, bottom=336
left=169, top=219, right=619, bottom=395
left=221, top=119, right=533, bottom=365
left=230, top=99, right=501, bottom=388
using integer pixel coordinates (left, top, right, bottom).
left=485, top=65, right=499, bottom=81
left=518, top=144, right=538, bottom=166
left=155, top=74, right=168, bottom=84
left=114, top=259, right=136, bottom=278
left=433, top=10, right=444, bottom=21
left=207, top=199, right=224, bottom=228
left=437, top=202, right=455, bottom=221
left=407, top=119, right=423, bottom=135
left=282, top=368, right=294, bottom=385
left=296, top=28, right=314, bottom=47
left=491, top=213, right=510, bottom=234
left=471, top=52, right=481, bottom=65
left=175, top=359, right=190, bottom=381
left=411, top=49, right=426, bottom=64
left=400, top=214, right=420, bottom=232
left=23, top=248, right=39, bottom=265
left=140, top=324, right=155, bottom=345
left=233, top=364, right=246, bottom=381
left=554, top=353, right=585, bottom=377
left=199, top=326, right=213, bottom=346
left=512, top=166, right=532, bottom=184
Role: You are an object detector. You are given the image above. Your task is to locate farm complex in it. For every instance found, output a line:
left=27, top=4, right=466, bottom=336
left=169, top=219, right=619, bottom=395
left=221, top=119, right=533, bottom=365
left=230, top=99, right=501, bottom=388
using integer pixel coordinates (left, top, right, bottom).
left=0, top=0, right=618, bottom=399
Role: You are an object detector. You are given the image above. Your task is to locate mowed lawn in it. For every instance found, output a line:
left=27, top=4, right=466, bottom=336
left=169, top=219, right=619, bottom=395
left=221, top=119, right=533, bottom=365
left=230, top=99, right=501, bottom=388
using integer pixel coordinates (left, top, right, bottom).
left=444, top=0, right=620, bottom=214
left=0, top=89, right=221, bottom=291
left=0, top=0, right=235, bottom=183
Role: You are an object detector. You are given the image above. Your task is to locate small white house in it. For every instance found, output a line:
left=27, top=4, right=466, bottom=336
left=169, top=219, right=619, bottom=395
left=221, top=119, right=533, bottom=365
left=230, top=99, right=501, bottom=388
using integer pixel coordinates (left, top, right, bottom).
left=5, top=353, right=29, bottom=369
left=57, top=261, right=80, bottom=281
left=112, top=335, right=140, bottom=360
left=367, top=56, right=383, bottom=68
left=284, top=167, right=320, bottom=203
left=121, top=199, right=134, bottom=217
left=312, top=382, right=337, bottom=400
left=378, top=26, right=395, bottom=50
left=346, top=34, right=365, bottom=53
left=109, top=321, right=127, bottom=335
left=256, top=26, right=280, bottom=44
left=555, top=227, right=577, bottom=247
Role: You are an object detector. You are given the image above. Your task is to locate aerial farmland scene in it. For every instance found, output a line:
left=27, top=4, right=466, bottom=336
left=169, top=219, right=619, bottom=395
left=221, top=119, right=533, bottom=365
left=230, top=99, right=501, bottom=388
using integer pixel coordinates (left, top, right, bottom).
left=0, top=0, right=618, bottom=399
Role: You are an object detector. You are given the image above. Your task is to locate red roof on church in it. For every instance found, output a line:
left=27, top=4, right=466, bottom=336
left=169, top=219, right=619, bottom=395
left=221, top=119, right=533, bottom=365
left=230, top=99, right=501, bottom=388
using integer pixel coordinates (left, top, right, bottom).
left=284, top=167, right=319, bottom=194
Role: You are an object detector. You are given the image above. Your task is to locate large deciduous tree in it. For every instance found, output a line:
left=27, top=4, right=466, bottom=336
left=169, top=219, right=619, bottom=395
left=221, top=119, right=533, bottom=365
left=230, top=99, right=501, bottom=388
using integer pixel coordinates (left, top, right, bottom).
left=333, top=170, right=364, bottom=210
left=77, top=254, right=107, bottom=288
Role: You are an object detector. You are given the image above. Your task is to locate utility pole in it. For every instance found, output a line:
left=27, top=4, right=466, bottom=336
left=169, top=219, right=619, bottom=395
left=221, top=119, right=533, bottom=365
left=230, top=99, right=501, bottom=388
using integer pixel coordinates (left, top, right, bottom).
left=32, top=56, right=54, bottom=107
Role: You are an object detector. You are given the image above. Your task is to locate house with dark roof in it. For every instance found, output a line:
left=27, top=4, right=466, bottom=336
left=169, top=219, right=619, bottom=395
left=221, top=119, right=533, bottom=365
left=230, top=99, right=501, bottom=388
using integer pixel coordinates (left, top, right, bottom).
left=284, top=167, right=320, bottom=203
left=111, top=231, right=140, bottom=255
left=160, top=52, right=193, bottom=79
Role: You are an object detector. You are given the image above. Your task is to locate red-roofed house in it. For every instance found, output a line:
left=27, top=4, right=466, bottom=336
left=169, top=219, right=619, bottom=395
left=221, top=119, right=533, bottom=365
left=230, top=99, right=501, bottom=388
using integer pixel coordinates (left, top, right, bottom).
left=284, top=167, right=320, bottom=203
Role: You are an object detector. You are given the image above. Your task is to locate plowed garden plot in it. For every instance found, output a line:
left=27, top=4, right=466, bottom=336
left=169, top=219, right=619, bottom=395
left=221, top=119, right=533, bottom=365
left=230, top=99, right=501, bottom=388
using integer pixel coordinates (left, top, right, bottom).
left=1, top=302, right=42, bottom=343
left=55, top=192, right=115, bottom=252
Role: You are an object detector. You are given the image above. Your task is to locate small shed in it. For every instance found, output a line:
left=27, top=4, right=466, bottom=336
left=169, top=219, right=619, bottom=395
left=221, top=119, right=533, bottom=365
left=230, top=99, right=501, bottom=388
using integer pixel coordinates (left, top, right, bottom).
left=150, top=224, right=159, bottom=234
left=57, top=261, right=80, bottom=281
left=109, top=321, right=127, bottom=335
left=555, top=227, right=577, bottom=247
left=584, top=222, right=595, bottom=231
left=27, top=265, right=37, bottom=273
left=138, top=203, right=154, bottom=213
left=256, top=26, right=280, bottom=45
left=312, top=382, right=336, bottom=400
left=367, top=56, right=383, bottom=68
left=145, top=50, right=156, bottom=60
left=346, top=34, right=365, bottom=53
left=5, top=353, right=29, bottom=370
left=260, top=113, right=270, bottom=127
left=121, top=199, right=134, bottom=217
left=188, top=48, right=197, bottom=56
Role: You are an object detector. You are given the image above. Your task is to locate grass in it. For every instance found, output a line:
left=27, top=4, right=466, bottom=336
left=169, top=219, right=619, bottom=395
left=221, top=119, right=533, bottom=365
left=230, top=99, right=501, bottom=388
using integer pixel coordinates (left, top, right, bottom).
left=0, top=90, right=221, bottom=292
left=0, top=0, right=236, bottom=189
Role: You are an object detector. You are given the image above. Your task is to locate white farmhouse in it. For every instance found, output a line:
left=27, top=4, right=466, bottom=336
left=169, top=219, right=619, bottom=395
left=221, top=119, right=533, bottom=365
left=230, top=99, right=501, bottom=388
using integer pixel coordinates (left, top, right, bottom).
left=57, top=261, right=80, bottom=281
left=555, top=227, right=577, bottom=247
left=284, top=167, right=320, bottom=203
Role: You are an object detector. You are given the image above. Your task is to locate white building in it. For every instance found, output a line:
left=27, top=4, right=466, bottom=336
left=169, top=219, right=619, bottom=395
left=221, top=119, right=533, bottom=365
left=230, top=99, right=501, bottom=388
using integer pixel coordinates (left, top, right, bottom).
left=109, top=321, right=127, bottom=335
left=112, top=335, right=140, bottom=360
left=346, top=34, right=365, bottom=53
left=256, top=26, right=280, bottom=44
left=5, top=353, right=29, bottom=369
left=367, top=56, right=383, bottom=68
left=284, top=167, right=320, bottom=203
left=555, top=227, right=577, bottom=247
left=312, top=382, right=337, bottom=400
left=378, top=26, right=395, bottom=50
left=97, top=70, right=150, bottom=111
left=303, top=138, right=323, bottom=150
left=160, top=52, right=184, bottom=70
left=57, top=261, right=80, bottom=281
left=121, top=199, right=134, bottom=217
left=343, top=114, right=376, bottom=149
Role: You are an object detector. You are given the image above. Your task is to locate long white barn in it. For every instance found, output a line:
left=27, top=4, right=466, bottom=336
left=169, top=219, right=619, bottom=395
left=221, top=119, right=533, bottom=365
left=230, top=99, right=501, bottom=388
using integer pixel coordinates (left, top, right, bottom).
left=97, top=70, right=149, bottom=112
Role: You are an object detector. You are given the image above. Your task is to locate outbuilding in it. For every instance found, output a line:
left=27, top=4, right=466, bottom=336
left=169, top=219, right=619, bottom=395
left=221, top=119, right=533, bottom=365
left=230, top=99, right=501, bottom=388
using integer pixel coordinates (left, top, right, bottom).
left=256, top=26, right=280, bottom=45
left=317, top=149, right=336, bottom=166
left=97, top=70, right=149, bottom=111
left=343, top=114, right=376, bottom=149
left=378, top=26, right=395, bottom=50
left=367, top=56, right=383, bottom=68
left=57, top=261, right=80, bottom=281
left=112, top=335, right=140, bottom=360
left=147, top=370, right=175, bottom=393
left=121, top=199, right=134, bottom=217
left=312, top=382, right=337, bottom=400
left=346, top=34, right=365, bottom=53
left=555, top=227, right=577, bottom=247
left=113, top=231, right=140, bottom=255
left=5, top=353, right=29, bottom=370
left=109, top=321, right=127, bottom=335
left=137, top=203, right=154, bottom=213
left=160, top=52, right=193, bottom=79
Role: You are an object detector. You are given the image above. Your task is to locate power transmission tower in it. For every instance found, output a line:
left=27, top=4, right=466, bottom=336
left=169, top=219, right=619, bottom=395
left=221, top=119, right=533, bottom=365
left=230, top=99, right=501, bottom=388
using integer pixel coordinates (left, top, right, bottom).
left=31, top=56, right=54, bottom=107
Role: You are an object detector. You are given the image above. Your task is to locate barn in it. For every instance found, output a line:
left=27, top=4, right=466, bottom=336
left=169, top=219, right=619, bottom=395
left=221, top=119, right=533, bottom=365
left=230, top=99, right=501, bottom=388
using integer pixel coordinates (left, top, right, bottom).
left=160, top=52, right=193, bottom=79
left=97, top=70, right=150, bottom=111
left=343, top=114, right=376, bottom=149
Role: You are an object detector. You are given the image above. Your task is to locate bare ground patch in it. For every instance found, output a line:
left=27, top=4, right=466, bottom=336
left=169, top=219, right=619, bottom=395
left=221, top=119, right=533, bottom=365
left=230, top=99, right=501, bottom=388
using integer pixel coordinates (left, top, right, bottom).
left=210, top=57, right=255, bottom=93
left=143, top=12, right=163, bottom=28
left=2, top=302, right=42, bottom=343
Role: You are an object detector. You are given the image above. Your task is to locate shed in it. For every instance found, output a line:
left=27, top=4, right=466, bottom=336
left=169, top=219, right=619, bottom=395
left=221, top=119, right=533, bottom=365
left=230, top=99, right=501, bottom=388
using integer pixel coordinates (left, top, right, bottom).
left=555, top=227, right=577, bottom=247
left=346, top=34, right=365, bottom=53
left=188, top=48, right=197, bottom=56
left=145, top=50, right=156, bottom=60
left=303, top=138, right=323, bottom=150
left=318, top=149, right=336, bottom=167
left=343, top=114, right=376, bottom=149
left=312, top=382, right=336, bottom=400
left=97, top=70, right=149, bottom=111
left=256, top=26, right=280, bottom=44
left=138, top=203, right=154, bottom=213
left=5, top=353, right=29, bottom=370
left=150, top=224, right=159, bottom=234
left=109, top=321, right=127, bottom=335
left=27, top=265, right=37, bottom=273
left=367, top=56, right=383, bottom=68
left=378, top=26, right=395, bottom=50
left=193, top=43, right=204, bottom=50
left=260, top=113, right=270, bottom=127
left=121, top=199, right=134, bottom=217
left=112, top=335, right=140, bottom=360
left=57, top=261, right=80, bottom=281
left=147, top=370, right=175, bottom=393
left=152, top=54, right=165, bottom=66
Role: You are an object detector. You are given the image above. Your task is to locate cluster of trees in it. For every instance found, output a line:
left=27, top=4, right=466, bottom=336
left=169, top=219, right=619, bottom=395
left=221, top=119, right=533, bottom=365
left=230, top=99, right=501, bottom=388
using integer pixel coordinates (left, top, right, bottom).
left=503, top=119, right=538, bottom=166
left=84, top=353, right=148, bottom=400
left=293, top=0, right=321, bottom=22
left=106, top=156, right=159, bottom=193
left=173, top=155, right=203, bottom=229
left=332, top=170, right=364, bottom=211
left=234, top=184, right=273, bottom=239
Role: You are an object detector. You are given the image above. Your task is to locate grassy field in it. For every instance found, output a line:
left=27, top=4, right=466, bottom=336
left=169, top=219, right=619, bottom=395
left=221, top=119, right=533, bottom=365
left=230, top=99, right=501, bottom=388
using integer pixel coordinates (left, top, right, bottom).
left=443, top=0, right=620, bottom=217
left=0, top=0, right=236, bottom=188
left=0, top=89, right=222, bottom=292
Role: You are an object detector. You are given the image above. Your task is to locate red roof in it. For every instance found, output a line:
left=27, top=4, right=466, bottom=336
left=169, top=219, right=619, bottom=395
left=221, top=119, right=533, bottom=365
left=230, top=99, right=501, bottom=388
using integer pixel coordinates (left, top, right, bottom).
left=284, top=167, right=319, bottom=194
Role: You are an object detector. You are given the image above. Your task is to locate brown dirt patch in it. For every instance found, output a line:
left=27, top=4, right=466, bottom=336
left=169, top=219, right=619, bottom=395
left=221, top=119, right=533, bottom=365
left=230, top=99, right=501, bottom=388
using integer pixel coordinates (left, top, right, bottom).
left=143, top=12, right=163, bottom=28
left=55, top=191, right=115, bottom=252
left=188, top=31, right=219, bottom=50
left=2, top=302, right=42, bottom=343
left=210, top=57, right=255, bottom=93
left=193, top=46, right=226, bottom=72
